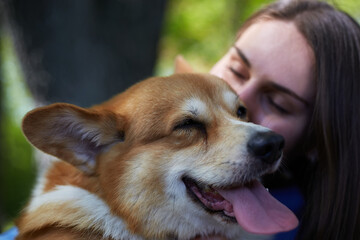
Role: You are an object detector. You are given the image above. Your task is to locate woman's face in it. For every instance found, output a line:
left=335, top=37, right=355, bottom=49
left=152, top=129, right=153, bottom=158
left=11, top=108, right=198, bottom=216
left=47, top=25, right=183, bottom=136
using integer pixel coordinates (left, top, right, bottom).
left=210, top=20, right=315, bottom=153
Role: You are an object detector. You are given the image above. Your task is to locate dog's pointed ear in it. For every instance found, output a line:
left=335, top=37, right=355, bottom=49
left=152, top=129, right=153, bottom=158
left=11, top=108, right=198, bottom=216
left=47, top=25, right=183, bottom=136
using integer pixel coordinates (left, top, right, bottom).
left=174, top=55, right=194, bottom=73
left=22, top=103, right=125, bottom=174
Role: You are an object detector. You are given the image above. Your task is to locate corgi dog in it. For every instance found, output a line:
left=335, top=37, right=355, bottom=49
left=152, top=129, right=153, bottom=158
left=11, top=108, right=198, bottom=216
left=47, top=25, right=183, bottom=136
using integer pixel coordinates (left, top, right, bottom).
left=16, top=61, right=298, bottom=240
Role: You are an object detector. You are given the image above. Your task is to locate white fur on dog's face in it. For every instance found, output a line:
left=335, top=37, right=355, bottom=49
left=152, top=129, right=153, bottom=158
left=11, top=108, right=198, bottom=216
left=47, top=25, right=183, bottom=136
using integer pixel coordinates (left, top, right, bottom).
left=20, top=73, right=281, bottom=240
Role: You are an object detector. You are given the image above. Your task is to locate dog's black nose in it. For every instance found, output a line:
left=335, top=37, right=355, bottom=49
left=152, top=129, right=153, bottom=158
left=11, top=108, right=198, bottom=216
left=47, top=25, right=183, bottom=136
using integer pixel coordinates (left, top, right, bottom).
left=247, top=132, right=285, bottom=164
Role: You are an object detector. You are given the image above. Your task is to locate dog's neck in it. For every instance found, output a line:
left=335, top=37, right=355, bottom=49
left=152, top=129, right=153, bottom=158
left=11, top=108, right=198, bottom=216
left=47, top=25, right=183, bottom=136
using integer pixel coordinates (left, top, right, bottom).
left=18, top=183, right=142, bottom=240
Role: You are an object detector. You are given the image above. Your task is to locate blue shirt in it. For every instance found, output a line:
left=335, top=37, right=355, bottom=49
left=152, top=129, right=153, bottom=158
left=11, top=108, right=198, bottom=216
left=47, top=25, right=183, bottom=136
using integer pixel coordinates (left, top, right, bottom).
left=271, top=186, right=304, bottom=240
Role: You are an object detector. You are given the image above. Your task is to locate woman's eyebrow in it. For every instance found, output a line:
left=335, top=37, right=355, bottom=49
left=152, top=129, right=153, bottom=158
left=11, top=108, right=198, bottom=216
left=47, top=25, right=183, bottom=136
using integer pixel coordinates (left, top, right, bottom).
left=233, top=45, right=251, bottom=68
left=269, top=82, right=310, bottom=107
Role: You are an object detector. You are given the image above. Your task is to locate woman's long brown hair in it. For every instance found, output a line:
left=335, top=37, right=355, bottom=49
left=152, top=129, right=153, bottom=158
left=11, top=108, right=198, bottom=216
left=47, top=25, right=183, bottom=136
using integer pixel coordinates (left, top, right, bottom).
left=237, top=1, right=360, bottom=239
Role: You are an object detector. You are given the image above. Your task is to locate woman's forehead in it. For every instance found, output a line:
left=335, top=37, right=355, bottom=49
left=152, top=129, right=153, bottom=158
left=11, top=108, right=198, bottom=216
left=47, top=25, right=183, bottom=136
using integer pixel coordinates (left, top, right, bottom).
left=234, top=20, right=316, bottom=104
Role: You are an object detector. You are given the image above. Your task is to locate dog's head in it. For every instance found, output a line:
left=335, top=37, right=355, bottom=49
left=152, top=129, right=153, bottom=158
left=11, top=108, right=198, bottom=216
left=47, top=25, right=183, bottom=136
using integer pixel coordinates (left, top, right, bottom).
left=22, top=73, right=297, bottom=239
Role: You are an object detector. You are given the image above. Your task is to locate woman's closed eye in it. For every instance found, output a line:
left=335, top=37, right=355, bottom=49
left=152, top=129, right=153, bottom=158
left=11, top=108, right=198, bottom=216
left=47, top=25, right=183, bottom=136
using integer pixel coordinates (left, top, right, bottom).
left=229, top=66, right=247, bottom=79
left=227, top=58, right=249, bottom=81
left=266, top=95, right=291, bottom=115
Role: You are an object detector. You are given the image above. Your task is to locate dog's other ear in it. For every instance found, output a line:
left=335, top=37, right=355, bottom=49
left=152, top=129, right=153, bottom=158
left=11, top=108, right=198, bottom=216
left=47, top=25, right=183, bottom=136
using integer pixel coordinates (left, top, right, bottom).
left=22, top=103, right=125, bottom=174
left=174, top=55, right=194, bottom=73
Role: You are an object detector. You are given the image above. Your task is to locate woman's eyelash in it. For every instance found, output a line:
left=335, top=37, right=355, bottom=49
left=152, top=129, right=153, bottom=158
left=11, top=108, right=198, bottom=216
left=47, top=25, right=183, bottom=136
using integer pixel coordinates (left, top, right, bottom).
left=229, top=67, right=245, bottom=79
left=267, top=96, right=289, bottom=114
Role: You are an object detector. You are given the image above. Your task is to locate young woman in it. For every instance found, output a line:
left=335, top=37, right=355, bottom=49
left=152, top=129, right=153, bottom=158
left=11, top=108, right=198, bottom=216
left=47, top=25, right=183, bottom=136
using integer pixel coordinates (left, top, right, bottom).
left=207, top=0, right=360, bottom=239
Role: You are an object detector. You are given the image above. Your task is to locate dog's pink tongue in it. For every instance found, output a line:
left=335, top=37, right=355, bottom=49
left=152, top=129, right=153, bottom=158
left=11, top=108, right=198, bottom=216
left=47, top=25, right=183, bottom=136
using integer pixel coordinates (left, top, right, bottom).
left=218, top=181, right=298, bottom=235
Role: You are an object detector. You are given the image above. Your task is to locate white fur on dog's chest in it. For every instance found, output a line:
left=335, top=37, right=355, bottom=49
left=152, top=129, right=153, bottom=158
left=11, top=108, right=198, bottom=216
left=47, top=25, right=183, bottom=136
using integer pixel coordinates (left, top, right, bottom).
left=28, top=185, right=142, bottom=240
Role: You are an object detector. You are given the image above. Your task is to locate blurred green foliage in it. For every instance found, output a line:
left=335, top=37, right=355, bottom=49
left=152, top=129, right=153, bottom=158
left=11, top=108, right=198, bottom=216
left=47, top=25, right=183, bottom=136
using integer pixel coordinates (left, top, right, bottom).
left=156, top=0, right=360, bottom=75
left=0, top=0, right=359, bottom=232
left=156, top=0, right=276, bottom=74
left=0, top=28, right=36, bottom=231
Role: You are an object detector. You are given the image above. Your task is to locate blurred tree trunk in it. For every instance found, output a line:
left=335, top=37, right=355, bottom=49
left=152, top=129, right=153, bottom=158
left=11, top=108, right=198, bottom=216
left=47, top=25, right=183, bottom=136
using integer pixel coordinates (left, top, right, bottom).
left=5, top=0, right=167, bottom=107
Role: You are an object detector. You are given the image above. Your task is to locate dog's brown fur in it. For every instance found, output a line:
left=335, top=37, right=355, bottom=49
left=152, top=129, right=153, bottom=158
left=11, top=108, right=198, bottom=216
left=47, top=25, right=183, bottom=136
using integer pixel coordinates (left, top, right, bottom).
left=16, top=62, right=284, bottom=239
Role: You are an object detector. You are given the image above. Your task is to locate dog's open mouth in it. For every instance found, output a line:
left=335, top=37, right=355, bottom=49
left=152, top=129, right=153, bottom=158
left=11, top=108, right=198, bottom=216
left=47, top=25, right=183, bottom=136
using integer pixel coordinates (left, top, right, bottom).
left=182, top=177, right=299, bottom=235
left=183, top=177, right=240, bottom=220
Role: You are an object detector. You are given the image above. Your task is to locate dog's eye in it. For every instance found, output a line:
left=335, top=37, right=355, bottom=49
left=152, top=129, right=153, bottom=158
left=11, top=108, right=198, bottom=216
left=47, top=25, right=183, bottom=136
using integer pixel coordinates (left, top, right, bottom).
left=236, top=106, right=247, bottom=119
left=174, top=118, right=206, bottom=133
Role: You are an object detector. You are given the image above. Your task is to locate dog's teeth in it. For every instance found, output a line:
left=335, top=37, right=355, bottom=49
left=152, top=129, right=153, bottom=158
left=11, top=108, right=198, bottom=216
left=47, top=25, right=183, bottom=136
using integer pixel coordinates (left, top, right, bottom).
left=223, top=210, right=235, bottom=217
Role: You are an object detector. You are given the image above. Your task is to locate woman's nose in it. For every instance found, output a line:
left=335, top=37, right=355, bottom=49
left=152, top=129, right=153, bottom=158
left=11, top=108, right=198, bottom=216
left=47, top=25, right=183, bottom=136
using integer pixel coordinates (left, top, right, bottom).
left=237, top=82, right=258, bottom=122
left=209, top=65, right=260, bottom=123
left=238, top=86, right=252, bottom=106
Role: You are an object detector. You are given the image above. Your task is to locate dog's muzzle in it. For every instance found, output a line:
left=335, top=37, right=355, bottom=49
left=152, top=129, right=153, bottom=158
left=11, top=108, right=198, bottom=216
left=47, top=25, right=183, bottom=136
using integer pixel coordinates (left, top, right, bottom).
left=182, top=130, right=298, bottom=235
